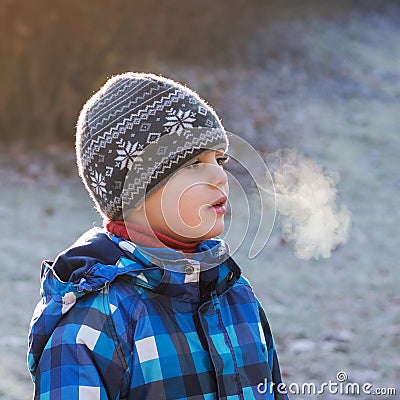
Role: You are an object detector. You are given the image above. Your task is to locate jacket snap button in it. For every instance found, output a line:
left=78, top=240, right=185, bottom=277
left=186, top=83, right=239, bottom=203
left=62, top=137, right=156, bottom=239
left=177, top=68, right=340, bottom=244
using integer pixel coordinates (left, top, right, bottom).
left=184, top=265, right=194, bottom=275
left=226, top=271, right=234, bottom=281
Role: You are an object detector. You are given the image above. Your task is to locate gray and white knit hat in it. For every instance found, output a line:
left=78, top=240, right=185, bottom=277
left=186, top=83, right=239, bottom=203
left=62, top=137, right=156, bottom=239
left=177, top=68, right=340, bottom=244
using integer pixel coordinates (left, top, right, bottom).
left=76, top=72, right=228, bottom=220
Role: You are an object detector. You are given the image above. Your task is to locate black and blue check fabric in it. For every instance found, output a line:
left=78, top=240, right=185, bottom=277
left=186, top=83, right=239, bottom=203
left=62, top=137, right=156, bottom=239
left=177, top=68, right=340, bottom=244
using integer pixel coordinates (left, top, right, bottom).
left=28, top=229, right=288, bottom=399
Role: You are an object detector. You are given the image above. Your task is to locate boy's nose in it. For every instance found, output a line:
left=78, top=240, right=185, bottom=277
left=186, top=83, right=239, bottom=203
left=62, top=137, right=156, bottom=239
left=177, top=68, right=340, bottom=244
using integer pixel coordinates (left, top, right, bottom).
left=208, top=162, right=228, bottom=190
left=217, top=167, right=228, bottom=189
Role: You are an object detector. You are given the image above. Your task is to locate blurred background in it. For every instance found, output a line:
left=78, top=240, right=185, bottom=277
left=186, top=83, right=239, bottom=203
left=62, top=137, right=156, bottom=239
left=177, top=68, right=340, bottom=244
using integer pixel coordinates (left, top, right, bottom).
left=0, top=0, right=399, bottom=398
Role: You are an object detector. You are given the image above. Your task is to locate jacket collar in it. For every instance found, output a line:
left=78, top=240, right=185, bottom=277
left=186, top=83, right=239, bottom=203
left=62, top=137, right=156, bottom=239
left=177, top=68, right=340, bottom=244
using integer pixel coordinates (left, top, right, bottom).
left=44, top=228, right=240, bottom=304
left=108, top=232, right=240, bottom=303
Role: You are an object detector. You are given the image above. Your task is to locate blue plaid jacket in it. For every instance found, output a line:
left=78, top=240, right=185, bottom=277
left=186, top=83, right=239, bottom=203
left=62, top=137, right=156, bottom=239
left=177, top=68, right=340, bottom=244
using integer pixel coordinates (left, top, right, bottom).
left=28, top=228, right=288, bottom=399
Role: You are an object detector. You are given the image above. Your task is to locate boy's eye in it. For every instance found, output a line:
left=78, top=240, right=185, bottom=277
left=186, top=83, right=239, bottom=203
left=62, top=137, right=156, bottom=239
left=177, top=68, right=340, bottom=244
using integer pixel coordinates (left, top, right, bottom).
left=186, top=155, right=229, bottom=169
left=187, top=160, right=200, bottom=169
left=217, top=155, right=229, bottom=166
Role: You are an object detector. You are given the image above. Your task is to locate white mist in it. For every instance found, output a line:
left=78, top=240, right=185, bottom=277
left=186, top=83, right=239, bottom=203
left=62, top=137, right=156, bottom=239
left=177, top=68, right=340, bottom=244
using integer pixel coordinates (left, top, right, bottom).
left=266, top=149, right=351, bottom=260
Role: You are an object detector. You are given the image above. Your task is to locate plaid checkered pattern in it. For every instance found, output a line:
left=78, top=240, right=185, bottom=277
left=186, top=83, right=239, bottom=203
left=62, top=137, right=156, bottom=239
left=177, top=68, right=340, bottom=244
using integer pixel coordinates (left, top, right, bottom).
left=28, top=228, right=288, bottom=399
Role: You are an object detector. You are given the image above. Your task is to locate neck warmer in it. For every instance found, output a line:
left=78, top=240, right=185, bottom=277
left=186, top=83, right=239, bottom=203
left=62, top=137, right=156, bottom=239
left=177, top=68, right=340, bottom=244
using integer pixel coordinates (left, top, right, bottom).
left=104, top=220, right=200, bottom=253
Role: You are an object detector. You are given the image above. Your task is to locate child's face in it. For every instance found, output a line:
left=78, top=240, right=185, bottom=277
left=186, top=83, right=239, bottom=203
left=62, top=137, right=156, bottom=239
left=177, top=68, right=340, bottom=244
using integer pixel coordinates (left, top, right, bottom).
left=129, top=150, right=229, bottom=243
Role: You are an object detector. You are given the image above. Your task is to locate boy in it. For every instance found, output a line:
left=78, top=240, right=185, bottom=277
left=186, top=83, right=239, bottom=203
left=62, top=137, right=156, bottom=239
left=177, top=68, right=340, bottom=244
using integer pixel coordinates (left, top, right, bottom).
left=28, top=72, right=288, bottom=399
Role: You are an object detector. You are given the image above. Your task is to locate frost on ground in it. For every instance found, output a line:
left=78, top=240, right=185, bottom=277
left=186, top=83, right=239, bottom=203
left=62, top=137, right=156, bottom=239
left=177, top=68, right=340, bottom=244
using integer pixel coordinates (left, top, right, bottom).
left=1, top=4, right=399, bottom=400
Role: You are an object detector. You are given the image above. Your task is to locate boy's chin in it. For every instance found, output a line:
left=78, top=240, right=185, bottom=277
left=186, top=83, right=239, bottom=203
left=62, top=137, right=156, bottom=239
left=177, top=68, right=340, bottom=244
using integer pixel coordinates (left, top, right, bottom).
left=201, top=222, right=225, bottom=240
left=173, top=218, right=225, bottom=242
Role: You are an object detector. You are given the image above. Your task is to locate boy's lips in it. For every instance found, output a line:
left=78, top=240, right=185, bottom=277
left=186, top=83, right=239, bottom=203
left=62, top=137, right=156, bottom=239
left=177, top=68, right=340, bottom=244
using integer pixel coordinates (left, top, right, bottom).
left=209, top=195, right=228, bottom=215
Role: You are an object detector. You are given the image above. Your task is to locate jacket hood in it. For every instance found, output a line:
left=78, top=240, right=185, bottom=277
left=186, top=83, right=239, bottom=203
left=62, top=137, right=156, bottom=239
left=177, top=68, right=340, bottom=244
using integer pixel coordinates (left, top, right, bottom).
left=28, top=227, right=239, bottom=380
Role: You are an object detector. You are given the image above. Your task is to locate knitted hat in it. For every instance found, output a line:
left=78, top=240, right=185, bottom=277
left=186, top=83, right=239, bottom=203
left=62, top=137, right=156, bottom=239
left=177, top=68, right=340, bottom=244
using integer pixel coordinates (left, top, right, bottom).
left=76, top=72, right=228, bottom=220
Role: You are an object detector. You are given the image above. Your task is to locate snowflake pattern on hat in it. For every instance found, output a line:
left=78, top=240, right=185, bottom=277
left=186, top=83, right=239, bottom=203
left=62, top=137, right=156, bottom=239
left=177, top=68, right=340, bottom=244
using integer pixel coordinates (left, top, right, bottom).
left=89, top=170, right=107, bottom=198
left=163, top=109, right=197, bottom=135
left=115, top=140, right=144, bottom=170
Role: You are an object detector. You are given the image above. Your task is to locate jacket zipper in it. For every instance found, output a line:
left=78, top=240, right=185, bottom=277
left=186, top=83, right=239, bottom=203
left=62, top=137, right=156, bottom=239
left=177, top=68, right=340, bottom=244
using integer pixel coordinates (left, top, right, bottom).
left=211, top=290, right=244, bottom=400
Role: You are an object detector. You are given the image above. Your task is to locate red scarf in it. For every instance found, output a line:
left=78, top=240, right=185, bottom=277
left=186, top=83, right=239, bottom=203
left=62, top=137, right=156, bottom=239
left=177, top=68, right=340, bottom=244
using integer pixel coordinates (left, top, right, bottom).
left=105, top=220, right=200, bottom=253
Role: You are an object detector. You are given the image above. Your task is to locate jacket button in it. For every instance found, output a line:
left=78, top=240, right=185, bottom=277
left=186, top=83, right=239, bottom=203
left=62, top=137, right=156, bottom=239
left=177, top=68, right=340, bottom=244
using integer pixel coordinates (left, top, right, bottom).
left=184, top=265, right=194, bottom=275
left=226, top=271, right=234, bottom=281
